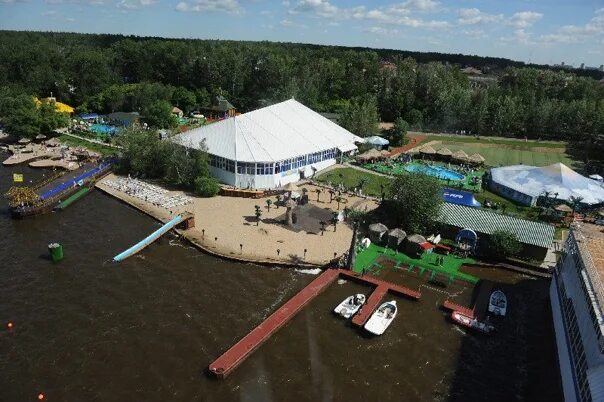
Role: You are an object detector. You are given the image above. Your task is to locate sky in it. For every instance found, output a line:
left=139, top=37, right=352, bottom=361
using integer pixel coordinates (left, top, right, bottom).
left=1, top=0, right=604, bottom=67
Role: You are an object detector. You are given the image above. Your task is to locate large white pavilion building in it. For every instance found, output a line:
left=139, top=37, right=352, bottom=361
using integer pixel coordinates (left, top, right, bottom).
left=172, top=99, right=363, bottom=189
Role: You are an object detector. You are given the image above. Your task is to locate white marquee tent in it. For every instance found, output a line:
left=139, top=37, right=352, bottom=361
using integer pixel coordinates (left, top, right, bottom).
left=172, top=99, right=362, bottom=189
left=489, top=163, right=604, bottom=206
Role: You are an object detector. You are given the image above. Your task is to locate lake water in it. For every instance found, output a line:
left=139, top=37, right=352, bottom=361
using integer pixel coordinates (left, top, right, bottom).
left=0, top=157, right=562, bottom=401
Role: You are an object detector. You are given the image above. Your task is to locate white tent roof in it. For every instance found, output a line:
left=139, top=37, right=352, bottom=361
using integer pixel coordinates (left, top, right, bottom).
left=172, top=99, right=362, bottom=163
left=490, top=163, right=604, bottom=205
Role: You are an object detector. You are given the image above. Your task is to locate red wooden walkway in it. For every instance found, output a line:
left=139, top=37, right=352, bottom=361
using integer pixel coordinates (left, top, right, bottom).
left=351, top=285, right=389, bottom=326
left=208, top=268, right=340, bottom=378
left=339, top=270, right=421, bottom=300
left=442, top=300, right=475, bottom=318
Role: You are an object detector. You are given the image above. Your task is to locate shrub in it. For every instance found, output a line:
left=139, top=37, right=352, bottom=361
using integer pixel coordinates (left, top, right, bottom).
left=194, top=176, right=220, bottom=197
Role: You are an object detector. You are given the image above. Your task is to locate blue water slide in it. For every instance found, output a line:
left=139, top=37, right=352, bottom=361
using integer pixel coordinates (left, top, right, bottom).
left=113, top=215, right=185, bottom=262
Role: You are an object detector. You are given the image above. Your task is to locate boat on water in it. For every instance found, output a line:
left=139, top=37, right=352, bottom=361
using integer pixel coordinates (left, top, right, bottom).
left=364, top=300, right=397, bottom=335
left=488, top=290, right=507, bottom=317
left=450, top=311, right=495, bottom=334
left=333, top=294, right=366, bottom=319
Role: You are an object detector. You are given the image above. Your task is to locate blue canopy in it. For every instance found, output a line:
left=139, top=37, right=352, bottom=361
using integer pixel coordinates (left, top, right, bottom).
left=79, top=113, right=99, bottom=120
left=365, top=136, right=390, bottom=146
left=442, top=188, right=481, bottom=208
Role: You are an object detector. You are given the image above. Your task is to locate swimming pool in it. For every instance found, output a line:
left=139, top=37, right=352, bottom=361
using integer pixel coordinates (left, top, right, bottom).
left=91, top=124, right=118, bottom=135
left=405, top=164, right=465, bottom=181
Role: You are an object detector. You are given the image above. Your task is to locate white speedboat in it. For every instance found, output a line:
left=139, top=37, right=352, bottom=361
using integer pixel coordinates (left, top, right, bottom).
left=333, top=294, right=366, bottom=319
left=451, top=311, right=495, bottom=334
left=488, top=290, right=507, bottom=317
left=364, top=300, right=397, bottom=335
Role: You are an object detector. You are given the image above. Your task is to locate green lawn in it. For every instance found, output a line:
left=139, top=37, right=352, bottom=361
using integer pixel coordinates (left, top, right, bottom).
left=417, top=134, right=567, bottom=150
left=58, top=134, right=119, bottom=156
left=317, top=167, right=392, bottom=197
left=354, top=243, right=479, bottom=284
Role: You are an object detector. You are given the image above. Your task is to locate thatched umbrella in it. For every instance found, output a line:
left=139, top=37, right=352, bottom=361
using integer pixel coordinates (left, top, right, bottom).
left=18, top=138, right=31, bottom=144
left=468, top=153, right=485, bottom=164
left=368, top=223, right=388, bottom=244
left=283, top=182, right=298, bottom=192
left=555, top=204, right=573, bottom=213
left=35, top=134, right=47, bottom=141
left=380, top=149, right=391, bottom=157
left=436, top=147, right=452, bottom=157
left=387, top=228, right=407, bottom=249
left=44, top=138, right=60, bottom=147
left=419, top=145, right=436, bottom=155
left=404, top=234, right=427, bottom=256
left=452, top=150, right=468, bottom=162
left=356, top=148, right=384, bottom=162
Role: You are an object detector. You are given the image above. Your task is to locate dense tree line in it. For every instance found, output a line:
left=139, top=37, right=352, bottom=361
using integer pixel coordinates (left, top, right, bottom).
left=0, top=30, right=602, bottom=146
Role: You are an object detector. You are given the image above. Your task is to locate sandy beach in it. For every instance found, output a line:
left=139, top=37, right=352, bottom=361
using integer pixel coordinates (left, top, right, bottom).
left=96, top=173, right=379, bottom=266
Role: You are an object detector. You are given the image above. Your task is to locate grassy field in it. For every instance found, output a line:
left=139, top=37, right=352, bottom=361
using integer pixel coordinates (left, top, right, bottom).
left=317, top=167, right=392, bottom=197
left=415, top=134, right=576, bottom=168
left=58, top=134, right=119, bottom=156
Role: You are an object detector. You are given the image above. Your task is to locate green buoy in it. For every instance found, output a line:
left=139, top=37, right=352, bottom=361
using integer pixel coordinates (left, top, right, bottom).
left=48, top=243, right=63, bottom=263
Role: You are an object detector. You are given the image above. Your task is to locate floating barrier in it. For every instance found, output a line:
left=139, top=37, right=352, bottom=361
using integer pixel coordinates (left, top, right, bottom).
left=55, top=187, right=90, bottom=210
left=112, top=214, right=186, bottom=262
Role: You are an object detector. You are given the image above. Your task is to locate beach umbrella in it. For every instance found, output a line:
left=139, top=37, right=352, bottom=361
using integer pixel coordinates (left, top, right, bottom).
left=452, top=150, right=469, bottom=161
left=368, top=223, right=389, bottom=244
left=35, top=134, right=47, bottom=140
left=419, top=145, right=436, bottom=155
left=554, top=204, right=573, bottom=213
left=18, top=138, right=31, bottom=144
left=387, top=228, right=407, bottom=249
left=283, top=182, right=298, bottom=192
left=468, top=153, right=485, bottom=164
left=436, top=147, right=452, bottom=156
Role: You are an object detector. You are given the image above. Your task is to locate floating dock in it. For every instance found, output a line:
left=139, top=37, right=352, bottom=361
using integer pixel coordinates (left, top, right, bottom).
left=55, top=187, right=90, bottom=210
left=113, top=213, right=191, bottom=262
left=208, top=268, right=340, bottom=379
left=208, top=269, right=421, bottom=379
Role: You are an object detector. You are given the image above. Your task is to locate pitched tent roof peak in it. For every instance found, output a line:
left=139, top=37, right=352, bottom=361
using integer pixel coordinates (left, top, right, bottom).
left=172, top=99, right=362, bottom=163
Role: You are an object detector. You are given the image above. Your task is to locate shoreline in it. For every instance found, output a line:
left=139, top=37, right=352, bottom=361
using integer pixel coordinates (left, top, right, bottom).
left=95, top=180, right=340, bottom=268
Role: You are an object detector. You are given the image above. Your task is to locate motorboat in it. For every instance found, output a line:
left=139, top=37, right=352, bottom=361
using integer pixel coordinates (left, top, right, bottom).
left=450, top=311, right=495, bottom=334
left=333, top=294, right=366, bottom=319
left=488, top=290, right=507, bottom=317
left=364, top=300, right=397, bottom=335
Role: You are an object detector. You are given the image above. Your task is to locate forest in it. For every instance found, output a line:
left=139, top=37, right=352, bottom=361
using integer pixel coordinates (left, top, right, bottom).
left=0, top=30, right=603, bottom=149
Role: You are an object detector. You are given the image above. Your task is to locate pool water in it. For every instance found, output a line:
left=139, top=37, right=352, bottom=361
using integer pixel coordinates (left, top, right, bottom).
left=405, top=164, right=465, bottom=181
left=91, top=124, right=118, bottom=135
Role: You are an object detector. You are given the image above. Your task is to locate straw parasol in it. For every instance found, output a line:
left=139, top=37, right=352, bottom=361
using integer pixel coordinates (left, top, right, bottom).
left=283, top=182, right=298, bottom=192
left=44, top=138, right=61, bottom=147
left=35, top=134, right=47, bottom=140
left=380, top=149, right=391, bottom=157
left=387, top=228, right=407, bottom=249
left=368, top=223, right=389, bottom=244
left=468, top=153, right=485, bottom=164
left=18, top=137, right=31, bottom=144
left=356, top=148, right=384, bottom=162
left=554, top=204, right=573, bottom=213
left=452, top=149, right=468, bottom=161
left=436, top=147, right=452, bottom=157
left=419, top=145, right=436, bottom=155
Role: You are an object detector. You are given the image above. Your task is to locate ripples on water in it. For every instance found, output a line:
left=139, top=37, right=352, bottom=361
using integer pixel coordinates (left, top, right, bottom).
left=0, top=158, right=562, bottom=401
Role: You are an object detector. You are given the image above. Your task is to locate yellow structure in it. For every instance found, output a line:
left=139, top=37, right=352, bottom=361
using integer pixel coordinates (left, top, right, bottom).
left=33, top=97, right=74, bottom=114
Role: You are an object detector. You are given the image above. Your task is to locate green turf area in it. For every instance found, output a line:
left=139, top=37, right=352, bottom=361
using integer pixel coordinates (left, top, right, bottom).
left=439, top=142, right=574, bottom=168
left=58, top=135, right=119, bottom=156
left=417, top=134, right=566, bottom=150
left=354, top=243, right=479, bottom=284
left=317, top=168, right=392, bottom=197
left=364, top=161, right=484, bottom=192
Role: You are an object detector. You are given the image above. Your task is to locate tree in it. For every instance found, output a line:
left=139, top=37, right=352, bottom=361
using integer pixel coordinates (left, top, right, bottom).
left=2, top=95, right=40, bottom=139
left=331, top=212, right=339, bottom=232
left=266, top=199, right=272, bottom=211
left=388, top=117, right=410, bottom=146
left=569, top=196, right=584, bottom=214
left=339, top=95, right=379, bottom=137
left=255, top=209, right=262, bottom=226
left=319, top=220, right=327, bottom=236
left=489, top=230, right=522, bottom=259
left=388, top=174, right=443, bottom=233
left=315, top=188, right=322, bottom=202
left=172, top=87, right=197, bottom=113
left=143, top=100, right=177, bottom=128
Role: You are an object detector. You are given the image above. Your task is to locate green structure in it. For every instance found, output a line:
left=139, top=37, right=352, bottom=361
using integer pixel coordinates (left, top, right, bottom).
left=48, top=243, right=64, bottom=263
left=354, top=243, right=478, bottom=284
left=55, top=187, right=90, bottom=210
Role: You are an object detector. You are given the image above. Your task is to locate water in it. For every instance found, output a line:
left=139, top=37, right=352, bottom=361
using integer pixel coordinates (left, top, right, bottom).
left=406, top=164, right=465, bottom=181
left=90, top=124, right=119, bottom=135
left=0, top=158, right=562, bottom=401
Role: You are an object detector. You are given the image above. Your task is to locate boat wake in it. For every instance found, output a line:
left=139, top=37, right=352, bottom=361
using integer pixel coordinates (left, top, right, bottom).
left=295, top=268, right=322, bottom=275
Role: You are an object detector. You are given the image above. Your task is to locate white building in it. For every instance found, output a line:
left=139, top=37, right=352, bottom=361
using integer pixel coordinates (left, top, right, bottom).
left=172, top=99, right=362, bottom=189
left=551, top=223, right=604, bottom=402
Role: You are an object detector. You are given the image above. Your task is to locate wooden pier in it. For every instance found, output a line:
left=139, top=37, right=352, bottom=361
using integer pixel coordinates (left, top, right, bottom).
left=208, top=269, right=421, bottom=379
left=442, top=300, right=475, bottom=318
left=208, top=268, right=340, bottom=379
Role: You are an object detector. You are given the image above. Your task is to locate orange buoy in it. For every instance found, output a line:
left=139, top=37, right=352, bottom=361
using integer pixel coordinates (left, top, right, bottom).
left=7, top=322, right=13, bottom=330
left=37, top=393, right=44, bottom=400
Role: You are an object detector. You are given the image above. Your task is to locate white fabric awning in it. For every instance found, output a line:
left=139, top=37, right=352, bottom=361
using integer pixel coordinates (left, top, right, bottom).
left=172, top=99, right=361, bottom=163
